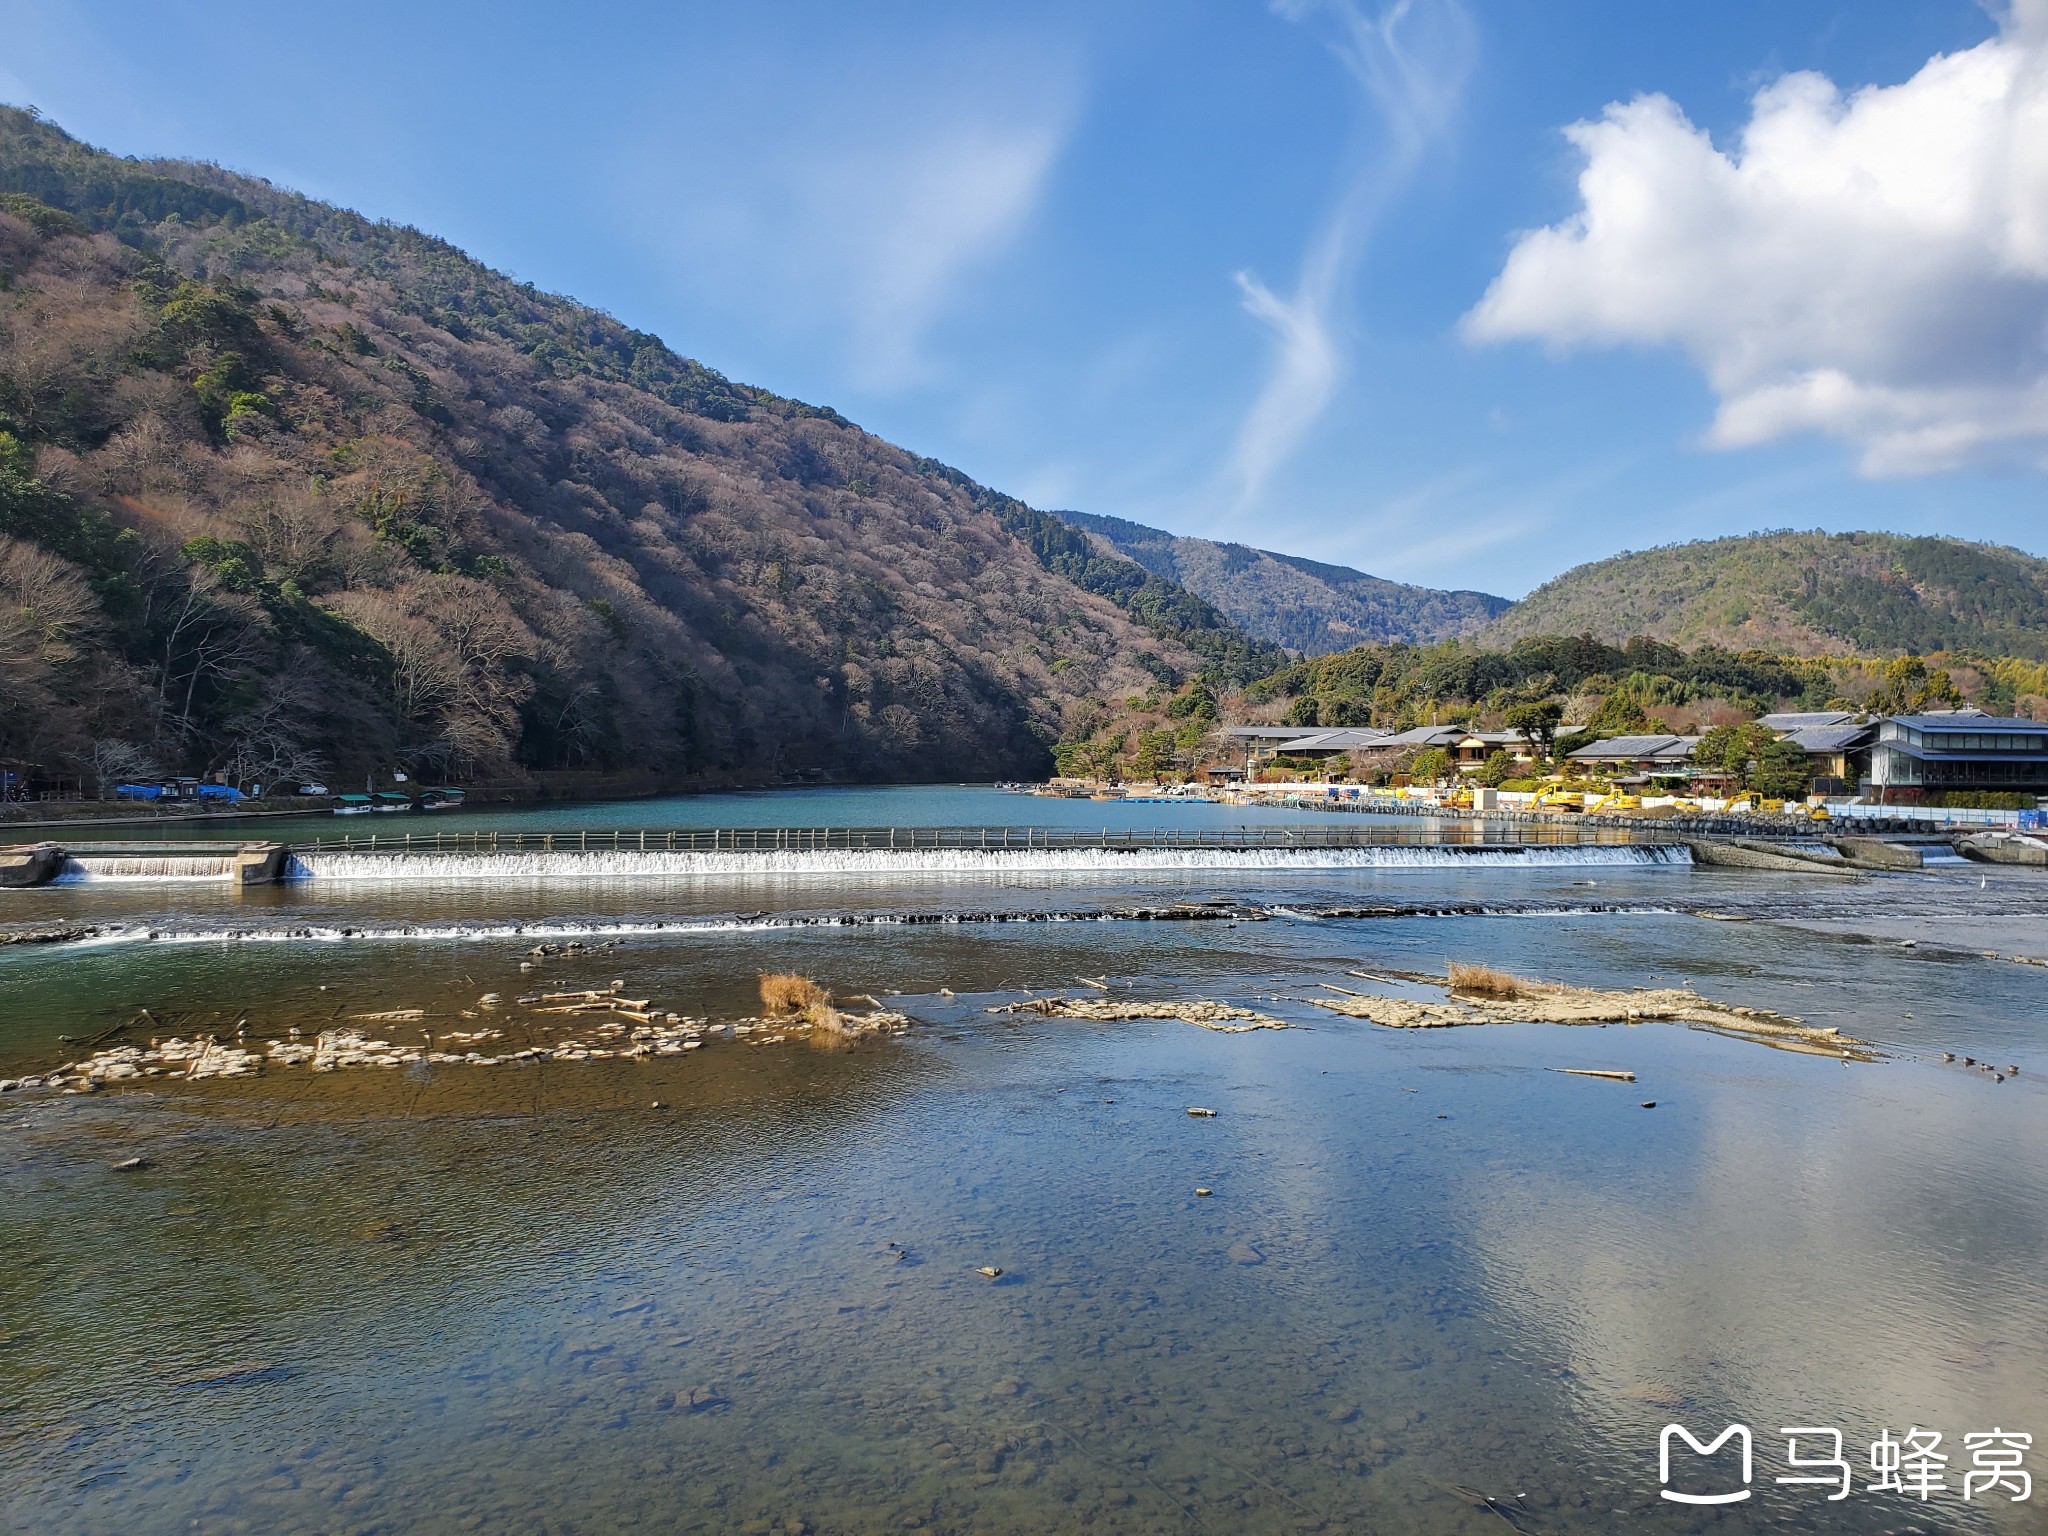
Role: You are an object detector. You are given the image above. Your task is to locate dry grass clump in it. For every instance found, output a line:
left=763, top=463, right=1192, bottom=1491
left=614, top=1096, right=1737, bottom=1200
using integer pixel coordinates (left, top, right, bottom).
left=759, top=973, right=830, bottom=1015
left=1446, top=962, right=1542, bottom=999
left=804, top=1001, right=853, bottom=1050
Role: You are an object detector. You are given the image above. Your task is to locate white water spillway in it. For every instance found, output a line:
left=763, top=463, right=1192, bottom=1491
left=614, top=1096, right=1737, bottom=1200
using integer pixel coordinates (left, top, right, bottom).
left=57, top=853, right=240, bottom=883
left=283, top=843, right=1692, bottom=883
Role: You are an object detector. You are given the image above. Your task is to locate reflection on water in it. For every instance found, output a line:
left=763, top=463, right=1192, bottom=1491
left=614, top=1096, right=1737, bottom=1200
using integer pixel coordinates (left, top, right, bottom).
left=4, top=789, right=2046, bottom=1533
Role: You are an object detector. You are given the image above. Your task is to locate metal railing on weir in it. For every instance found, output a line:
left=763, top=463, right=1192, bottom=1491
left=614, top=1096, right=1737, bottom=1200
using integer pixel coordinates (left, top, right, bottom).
left=284, top=823, right=1674, bottom=856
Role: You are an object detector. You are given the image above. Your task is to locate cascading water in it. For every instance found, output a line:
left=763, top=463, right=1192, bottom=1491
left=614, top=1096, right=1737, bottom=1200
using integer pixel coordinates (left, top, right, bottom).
left=56, top=855, right=238, bottom=883
left=285, top=843, right=1691, bottom=882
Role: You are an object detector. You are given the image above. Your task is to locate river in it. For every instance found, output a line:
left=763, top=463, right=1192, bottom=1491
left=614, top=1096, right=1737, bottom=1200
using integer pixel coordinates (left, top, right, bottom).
left=3, top=786, right=2043, bottom=1533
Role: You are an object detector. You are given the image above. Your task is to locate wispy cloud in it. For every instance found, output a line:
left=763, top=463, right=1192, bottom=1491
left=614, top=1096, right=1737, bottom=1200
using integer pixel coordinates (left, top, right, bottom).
left=630, top=36, right=1079, bottom=394
left=805, top=116, right=1072, bottom=391
left=1223, top=0, right=1474, bottom=511
left=1291, top=453, right=1636, bottom=591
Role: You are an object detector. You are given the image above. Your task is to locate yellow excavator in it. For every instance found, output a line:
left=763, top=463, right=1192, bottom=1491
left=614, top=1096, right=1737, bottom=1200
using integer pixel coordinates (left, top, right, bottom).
left=1533, top=784, right=1589, bottom=813
left=1723, top=791, right=1792, bottom=814
left=1585, top=789, right=1641, bottom=814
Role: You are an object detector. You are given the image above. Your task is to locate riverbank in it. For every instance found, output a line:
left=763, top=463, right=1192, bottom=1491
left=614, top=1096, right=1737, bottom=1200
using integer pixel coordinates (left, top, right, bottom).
left=0, top=768, right=855, bottom=832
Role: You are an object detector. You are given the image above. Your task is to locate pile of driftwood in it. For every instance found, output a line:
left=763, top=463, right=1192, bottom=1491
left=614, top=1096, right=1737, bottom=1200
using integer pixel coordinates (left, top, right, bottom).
left=12, top=976, right=929, bottom=1093
left=1309, top=973, right=1876, bottom=1060
left=990, top=996, right=1290, bottom=1033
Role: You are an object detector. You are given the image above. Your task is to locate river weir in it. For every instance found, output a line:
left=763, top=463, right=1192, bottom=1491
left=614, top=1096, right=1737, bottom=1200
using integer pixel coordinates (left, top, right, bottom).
left=3, top=786, right=2045, bottom=1534
left=284, top=834, right=1693, bottom=883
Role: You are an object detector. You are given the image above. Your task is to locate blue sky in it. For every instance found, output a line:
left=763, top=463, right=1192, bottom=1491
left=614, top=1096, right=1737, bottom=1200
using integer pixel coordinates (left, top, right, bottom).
left=3, top=1, right=2042, bottom=598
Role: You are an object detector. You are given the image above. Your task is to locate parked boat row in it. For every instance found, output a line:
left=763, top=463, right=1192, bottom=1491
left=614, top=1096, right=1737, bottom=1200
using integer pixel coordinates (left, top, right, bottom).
left=331, top=788, right=467, bottom=816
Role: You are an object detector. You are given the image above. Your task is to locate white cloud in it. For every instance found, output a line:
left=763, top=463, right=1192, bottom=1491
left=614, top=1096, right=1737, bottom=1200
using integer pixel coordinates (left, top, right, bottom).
left=785, top=117, right=1070, bottom=390
left=1224, top=0, right=1473, bottom=510
left=1464, top=1, right=2048, bottom=475
left=637, top=45, right=1076, bottom=394
left=1227, top=263, right=1343, bottom=506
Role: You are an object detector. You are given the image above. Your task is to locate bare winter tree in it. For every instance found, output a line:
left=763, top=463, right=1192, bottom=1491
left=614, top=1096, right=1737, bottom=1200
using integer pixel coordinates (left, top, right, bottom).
left=329, top=591, right=459, bottom=719
left=136, top=564, right=269, bottom=745
left=233, top=488, right=340, bottom=587
left=0, top=538, right=102, bottom=756
left=219, top=673, right=328, bottom=788
left=89, top=738, right=163, bottom=796
left=0, top=536, right=98, bottom=669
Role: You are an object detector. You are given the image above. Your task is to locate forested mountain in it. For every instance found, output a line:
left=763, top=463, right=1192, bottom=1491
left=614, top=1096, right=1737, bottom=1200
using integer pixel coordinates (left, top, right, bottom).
left=1049, top=508, right=1509, bottom=654
left=1487, top=531, right=2048, bottom=660
left=0, top=107, right=1272, bottom=790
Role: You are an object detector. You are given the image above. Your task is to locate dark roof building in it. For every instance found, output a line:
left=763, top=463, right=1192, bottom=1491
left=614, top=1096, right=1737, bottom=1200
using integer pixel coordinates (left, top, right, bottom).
left=1224, top=726, right=1339, bottom=742
left=1373, top=726, right=1465, bottom=750
left=1870, top=714, right=2048, bottom=797
left=1761, top=710, right=1861, bottom=731
left=1565, top=734, right=1700, bottom=772
left=1222, top=725, right=1390, bottom=761
left=1782, top=722, right=1875, bottom=790
left=1267, top=729, right=1393, bottom=754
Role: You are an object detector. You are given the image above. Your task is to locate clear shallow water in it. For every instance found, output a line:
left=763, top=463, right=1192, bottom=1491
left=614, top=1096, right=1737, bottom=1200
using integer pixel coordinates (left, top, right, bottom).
left=4, top=788, right=2046, bottom=1534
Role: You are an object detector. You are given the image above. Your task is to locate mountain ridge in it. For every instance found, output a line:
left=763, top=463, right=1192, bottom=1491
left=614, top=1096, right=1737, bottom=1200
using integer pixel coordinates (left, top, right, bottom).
left=1046, top=507, right=1510, bottom=654
left=1483, top=530, right=2048, bottom=660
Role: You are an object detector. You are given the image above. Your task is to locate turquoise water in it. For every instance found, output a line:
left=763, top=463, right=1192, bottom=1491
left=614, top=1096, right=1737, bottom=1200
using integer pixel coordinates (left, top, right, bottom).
left=36, top=784, right=1356, bottom=844
left=4, top=788, right=2045, bottom=1533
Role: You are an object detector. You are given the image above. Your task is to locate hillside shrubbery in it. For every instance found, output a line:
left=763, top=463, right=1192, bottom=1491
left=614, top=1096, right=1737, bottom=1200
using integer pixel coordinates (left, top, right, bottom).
left=1491, top=531, right=2048, bottom=659
left=0, top=107, right=1242, bottom=792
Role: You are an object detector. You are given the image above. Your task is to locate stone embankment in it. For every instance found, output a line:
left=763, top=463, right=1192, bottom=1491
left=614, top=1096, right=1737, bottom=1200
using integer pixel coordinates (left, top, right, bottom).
left=0, top=840, right=288, bottom=886
left=1957, top=832, right=2048, bottom=867
left=1682, top=839, right=1852, bottom=874
left=1831, top=837, right=1927, bottom=870
left=0, top=843, right=64, bottom=887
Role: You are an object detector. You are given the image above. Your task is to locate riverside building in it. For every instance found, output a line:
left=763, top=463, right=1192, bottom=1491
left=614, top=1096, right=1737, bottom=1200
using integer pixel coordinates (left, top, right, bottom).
left=1868, top=712, right=2048, bottom=801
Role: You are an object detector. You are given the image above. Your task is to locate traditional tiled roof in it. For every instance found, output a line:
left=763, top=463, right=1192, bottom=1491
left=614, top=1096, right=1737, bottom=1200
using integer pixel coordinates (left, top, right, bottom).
left=1374, top=726, right=1464, bottom=749
left=1886, top=713, right=2046, bottom=731
left=1566, top=733, right=1700, bottom=762
left=1760, top=710, right=1860, bottom=730
left=1273, top=729, right=1392, bottom=751
left=1784, top=724, right=1874, bottom=753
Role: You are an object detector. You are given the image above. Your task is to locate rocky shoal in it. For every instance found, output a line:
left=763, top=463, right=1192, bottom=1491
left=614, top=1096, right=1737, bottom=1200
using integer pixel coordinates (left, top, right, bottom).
left=2, top=981, right=915, bottom=1094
